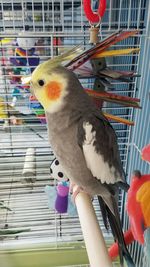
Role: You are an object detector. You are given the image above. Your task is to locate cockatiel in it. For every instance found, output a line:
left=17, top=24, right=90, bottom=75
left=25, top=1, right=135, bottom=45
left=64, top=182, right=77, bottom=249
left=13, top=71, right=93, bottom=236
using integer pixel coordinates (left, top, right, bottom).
left=29, top=54, right=134, bottom=266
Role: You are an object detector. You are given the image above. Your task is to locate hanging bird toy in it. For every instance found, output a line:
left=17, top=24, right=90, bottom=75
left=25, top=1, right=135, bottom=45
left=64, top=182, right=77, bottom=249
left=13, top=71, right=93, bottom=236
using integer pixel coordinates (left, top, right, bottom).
left=83, top=0, right=106, bottom=44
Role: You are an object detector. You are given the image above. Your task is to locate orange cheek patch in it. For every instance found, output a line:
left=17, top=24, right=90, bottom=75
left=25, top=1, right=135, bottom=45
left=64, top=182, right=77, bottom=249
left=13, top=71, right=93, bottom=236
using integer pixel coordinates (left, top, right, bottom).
left=45, top=81, right=62, bottom=100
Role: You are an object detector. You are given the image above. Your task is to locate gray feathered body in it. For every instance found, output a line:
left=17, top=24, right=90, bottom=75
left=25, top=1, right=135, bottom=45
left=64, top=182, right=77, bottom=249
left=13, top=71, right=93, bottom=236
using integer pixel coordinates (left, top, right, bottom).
left=46, top=66, right=126, bottom=208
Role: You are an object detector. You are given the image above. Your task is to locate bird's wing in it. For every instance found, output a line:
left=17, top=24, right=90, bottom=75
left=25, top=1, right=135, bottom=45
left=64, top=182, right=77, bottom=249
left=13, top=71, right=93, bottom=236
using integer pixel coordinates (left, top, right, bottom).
left=77, top=114, right=125, bottom=185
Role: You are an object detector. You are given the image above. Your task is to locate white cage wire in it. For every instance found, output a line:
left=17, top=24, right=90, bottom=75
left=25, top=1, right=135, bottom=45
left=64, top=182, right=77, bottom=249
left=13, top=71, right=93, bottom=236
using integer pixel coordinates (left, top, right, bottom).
left=0, top=0, right=147, bottom=33
left=0, top=1, right=150, bottom=267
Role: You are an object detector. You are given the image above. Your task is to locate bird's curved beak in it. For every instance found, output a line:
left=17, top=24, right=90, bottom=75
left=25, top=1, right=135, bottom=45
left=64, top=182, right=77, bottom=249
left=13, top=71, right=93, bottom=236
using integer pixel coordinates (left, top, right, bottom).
left=21, top=75, right=34, bottom=94
left=21, top=75, right=32, bottom=85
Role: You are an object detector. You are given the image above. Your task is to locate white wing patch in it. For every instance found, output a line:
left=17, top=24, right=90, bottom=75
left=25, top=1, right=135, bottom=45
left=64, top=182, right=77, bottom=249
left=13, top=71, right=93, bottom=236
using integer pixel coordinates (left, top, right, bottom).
left=83, top=122, right=96, bottom=144
left=82, top=122, right=121, bottom=184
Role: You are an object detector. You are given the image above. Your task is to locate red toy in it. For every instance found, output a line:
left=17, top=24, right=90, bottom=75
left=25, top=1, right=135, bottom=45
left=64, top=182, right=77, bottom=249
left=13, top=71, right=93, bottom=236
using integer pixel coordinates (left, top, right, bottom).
left=109, top=171, right=150, bottom=259
left=126, top=171, right=150, bottom=244
left=141, top=144, right=150, bottom=162
left=109, top=143, right=150, bottom=259
left=108, top=229, right=134, bottom=260
left=83, top=0, right=106, bottom=23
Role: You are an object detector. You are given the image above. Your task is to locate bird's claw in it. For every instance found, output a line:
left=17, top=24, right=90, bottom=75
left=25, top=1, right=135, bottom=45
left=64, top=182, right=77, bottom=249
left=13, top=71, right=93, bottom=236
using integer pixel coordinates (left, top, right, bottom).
left=69, top=183, right=84, bottom=203
left=70, top=182, right=92, bottom=203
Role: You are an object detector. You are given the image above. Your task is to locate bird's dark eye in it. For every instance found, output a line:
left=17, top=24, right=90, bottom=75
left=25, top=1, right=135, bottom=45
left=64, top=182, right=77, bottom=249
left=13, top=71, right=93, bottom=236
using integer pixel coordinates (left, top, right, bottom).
left=38, top=79, right=45, bottom=86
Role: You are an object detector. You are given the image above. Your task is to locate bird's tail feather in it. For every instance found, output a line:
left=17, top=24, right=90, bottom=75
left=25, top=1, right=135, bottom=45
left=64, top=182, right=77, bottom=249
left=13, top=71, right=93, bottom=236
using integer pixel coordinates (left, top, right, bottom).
left=98, top=196, right=135, bottom=267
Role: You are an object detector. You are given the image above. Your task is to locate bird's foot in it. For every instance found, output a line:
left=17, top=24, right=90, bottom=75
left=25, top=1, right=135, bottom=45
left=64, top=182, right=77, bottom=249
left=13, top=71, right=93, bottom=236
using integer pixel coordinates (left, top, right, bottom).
left=69, top=183, right=84, bottom=203
left=70, top=183, right=92, bottom=203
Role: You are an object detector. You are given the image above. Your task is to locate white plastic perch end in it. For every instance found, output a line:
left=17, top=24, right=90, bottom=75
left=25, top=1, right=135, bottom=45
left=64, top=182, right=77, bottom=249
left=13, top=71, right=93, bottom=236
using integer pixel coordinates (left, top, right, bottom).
left=73, top=186, right=112, bottom=267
